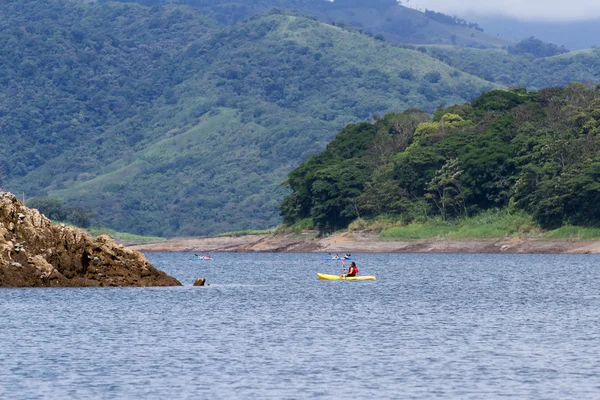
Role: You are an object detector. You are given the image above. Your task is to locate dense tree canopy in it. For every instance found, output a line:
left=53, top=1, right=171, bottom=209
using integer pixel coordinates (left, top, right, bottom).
left=280, top=84, right=600, bottom=231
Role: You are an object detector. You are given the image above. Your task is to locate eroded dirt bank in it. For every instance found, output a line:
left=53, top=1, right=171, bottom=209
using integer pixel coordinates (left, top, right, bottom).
left=0, top=191, right=181, bottom=287
left=128, top=231, right=600, bottom=254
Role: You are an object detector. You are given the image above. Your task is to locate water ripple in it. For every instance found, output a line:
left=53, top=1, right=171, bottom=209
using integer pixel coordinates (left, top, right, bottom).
left=1, top=253, right=599, bottom=399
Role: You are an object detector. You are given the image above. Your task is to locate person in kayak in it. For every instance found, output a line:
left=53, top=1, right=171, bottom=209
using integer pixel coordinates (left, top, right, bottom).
left=341, top=262, right=359, bottom=278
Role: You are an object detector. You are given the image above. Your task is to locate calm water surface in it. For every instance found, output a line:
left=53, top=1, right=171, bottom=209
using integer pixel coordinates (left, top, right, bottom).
left=1, top=253, right=600, bottom=399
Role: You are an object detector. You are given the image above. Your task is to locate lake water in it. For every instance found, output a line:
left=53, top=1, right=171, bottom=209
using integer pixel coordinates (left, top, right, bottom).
left=1, top=252, right=600, bottom=399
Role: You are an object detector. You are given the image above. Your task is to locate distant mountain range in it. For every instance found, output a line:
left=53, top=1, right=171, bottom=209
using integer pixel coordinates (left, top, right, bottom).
left=469, top=15, right=600, bottom=50
left=1, top=0, right=599, bottom=236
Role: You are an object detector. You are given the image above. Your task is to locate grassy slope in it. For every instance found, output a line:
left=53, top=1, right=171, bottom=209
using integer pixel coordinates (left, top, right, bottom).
left=543, top=227, right=600, bottom=240
left=86, top=227, right=166, bottom=243
left=378, top=211, right=600, bottom=240
left=252, top=14, right=499, bottom=108
left=34, top=12, right=499, bottom=237
left=379, top=210, right=536, bottom=240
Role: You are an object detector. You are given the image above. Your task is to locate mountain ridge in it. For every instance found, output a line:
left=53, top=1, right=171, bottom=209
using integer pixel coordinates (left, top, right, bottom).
left=98, top=0, right=511, bottom=48
left=21, top=10, right=497, bottom=236
left=1, top=1, right=599, bottom=236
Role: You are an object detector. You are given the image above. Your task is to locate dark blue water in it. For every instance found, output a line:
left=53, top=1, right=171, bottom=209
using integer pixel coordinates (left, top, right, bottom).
left=1, top=253, right=600, bottom=399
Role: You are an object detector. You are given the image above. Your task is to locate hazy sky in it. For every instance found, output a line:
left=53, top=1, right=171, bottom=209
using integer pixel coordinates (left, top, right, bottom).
left=404, top=0, right=600, bottom=21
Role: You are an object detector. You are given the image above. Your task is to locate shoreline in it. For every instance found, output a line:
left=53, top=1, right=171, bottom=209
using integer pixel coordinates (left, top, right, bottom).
left=127, top=231, right=600, bottom=254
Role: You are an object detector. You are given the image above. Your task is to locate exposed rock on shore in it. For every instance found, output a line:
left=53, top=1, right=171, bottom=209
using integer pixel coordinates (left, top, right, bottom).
left=128, top=231, right=600, bottom=254
left=0, top=191, right=181, bottom=287
left=193, top=277, right=206, bottom=286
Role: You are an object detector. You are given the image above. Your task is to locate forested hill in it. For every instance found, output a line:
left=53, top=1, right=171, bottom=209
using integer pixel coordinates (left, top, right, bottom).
left=280, top=84, right=600, bottom=231
left=0, top=0, right=217, bottom=176
left=99, top=0, right=508, bottom=48
left=424, top=45, right=600, bottom=90
left=0, top=1, right=497, bottom=236
left=2, top=1, right=600, bottom=237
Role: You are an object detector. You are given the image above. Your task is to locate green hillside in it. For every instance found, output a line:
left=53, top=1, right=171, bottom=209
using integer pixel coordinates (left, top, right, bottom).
left=101, top=0, right=510, bottom=48
left=2, top=0, right=600, bottom=237
left=11, top=7, right=498, bottom=236
left=0, top=0, right=218, bottom=183
left=425, top=45, right=600, bottom=89
left=280, top=84, right=600, bottom=232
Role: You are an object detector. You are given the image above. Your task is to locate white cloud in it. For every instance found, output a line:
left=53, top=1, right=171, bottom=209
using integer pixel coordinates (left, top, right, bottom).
left=403, top=0, right=600, bottom=21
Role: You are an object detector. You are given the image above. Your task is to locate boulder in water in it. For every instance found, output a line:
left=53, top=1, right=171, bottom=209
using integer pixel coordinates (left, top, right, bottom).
left=193, top=277, right=206, bottom=286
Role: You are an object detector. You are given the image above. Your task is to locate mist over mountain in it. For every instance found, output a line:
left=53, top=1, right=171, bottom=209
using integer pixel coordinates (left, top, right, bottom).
left=470, top=15, right=600, bottom=50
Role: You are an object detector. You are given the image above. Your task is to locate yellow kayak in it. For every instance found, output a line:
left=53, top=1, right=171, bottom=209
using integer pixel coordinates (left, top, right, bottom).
left=317, top=273, right=376, bottom=281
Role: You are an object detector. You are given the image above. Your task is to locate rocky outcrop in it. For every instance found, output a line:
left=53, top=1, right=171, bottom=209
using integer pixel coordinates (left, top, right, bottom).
left=0, top=191, right=181, bottom=287
left=193, top=277, right=206, bottom=286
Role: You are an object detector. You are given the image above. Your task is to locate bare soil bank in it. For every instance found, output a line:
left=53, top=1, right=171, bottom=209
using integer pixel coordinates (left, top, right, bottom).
left=128, top=231, right=600, bottom=254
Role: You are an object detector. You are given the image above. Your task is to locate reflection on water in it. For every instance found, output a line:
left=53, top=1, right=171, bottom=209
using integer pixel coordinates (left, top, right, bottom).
left=1, top=253, right=599, bottom=399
